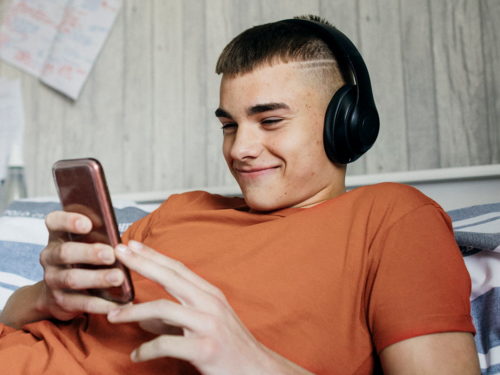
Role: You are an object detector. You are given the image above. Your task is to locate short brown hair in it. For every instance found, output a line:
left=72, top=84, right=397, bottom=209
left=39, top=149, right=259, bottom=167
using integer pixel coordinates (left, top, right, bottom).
left=215, top=15, right=346, bottom=84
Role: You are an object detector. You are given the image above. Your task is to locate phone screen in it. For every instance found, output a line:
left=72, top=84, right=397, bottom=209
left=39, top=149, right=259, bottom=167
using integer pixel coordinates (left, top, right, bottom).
left=53, top=158, right=134, bottom=303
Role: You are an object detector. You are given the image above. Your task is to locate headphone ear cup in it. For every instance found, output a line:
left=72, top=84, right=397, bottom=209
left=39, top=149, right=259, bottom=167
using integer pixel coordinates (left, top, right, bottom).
left=350, top=105, right=380, bottom=159
left=323, top=85, right=357, bottom=164
left=324, top=85, right=379, bottom=164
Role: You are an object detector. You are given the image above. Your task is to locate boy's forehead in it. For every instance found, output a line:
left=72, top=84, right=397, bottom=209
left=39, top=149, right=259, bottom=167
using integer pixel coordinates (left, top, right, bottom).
left=219, top=68, right=292, bottom=115
left=222, top=62, right=294, bottom=82
left=220, top=60, right=335, bottom=93
left=220, top=62, right=308, bottom=97
left=218, top=61, right=326, bottom=111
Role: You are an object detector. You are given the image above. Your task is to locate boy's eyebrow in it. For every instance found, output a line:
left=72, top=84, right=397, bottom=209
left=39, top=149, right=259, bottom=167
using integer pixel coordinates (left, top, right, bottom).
left=215, top=102, right=290, bottom=118
left=215, top=108, right=232, bottom=118
left=247, top=103, right=290, bottom=115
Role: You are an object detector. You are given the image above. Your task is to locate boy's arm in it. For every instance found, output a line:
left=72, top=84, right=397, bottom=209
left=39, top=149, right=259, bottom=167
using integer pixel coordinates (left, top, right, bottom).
left=380, top=332, right=480, bottom=374
left=0, top=282, right=49, bottom=329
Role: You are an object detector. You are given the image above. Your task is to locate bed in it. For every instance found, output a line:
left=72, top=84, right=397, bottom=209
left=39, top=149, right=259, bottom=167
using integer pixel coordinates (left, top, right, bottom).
left=1, top=164, right=499, bottom=374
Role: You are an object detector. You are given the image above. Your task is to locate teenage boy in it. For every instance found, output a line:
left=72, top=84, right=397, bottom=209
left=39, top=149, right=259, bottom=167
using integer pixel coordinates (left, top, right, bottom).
left=0, top=16, right=479, bottom=374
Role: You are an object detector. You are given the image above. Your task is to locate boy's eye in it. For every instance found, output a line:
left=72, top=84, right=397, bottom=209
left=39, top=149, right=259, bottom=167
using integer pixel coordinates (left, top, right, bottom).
left=221, top=123, right=237, bottom=134
left=261, top=118, right=282, bottom=125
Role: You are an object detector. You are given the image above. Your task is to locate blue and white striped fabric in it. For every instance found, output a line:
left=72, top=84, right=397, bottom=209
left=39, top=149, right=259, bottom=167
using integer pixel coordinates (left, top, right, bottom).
left=448, top=203, right=500, bottom=375
left=0, top=199, right=499, bottom=373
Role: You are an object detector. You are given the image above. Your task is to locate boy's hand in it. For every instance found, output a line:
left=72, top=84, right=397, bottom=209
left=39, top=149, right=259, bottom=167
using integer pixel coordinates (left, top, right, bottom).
left=107, top=241, right=314, bottom=375
left=38, top=211, right=124, bottom=321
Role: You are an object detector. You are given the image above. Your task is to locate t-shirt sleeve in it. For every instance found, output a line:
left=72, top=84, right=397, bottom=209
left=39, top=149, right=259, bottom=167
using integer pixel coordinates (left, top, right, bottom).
left=120, top=192, right=200, bottom=244
left=121, top=205, right=161, bottom=244
left=367, top=204, right=475, bottom=353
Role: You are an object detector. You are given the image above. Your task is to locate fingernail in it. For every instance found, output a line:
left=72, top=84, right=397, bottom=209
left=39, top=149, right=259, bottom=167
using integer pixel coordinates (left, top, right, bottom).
left=128, top=241, right=143, bottom=252
left=54, top=292, right=65, bottom=305
left=76, top=219, right=91, bottom=232
left=99, top=249, right=114, bottom=263
left=116, top=244, right=131, bottom=255
left=106, top=270, right=122, bottom=285
left=107, top=309, right=122, bottom=322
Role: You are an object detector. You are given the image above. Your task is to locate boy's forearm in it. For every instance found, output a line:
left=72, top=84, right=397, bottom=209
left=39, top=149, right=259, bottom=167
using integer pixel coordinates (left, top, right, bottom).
left=0, top=282, right=50, bottom=329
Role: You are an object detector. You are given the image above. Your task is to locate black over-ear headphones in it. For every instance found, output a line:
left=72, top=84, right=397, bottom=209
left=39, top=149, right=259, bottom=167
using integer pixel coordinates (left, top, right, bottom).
left=282, top=18, right=380, bottom=164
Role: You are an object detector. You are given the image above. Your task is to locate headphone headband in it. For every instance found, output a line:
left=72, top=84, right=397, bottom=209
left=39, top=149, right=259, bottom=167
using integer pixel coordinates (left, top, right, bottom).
left=282, top=19, right=371, bottom=105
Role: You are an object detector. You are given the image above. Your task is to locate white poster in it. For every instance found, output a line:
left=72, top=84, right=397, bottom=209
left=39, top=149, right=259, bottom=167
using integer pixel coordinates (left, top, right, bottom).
left=0, top=0, right=122, bottom=100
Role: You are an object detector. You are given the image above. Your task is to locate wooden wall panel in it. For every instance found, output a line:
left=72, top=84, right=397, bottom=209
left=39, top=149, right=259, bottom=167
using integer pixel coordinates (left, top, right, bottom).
left=359, top=0, right=408, bottom=174
left=0, top=0, right=498, bottom=197
left=151, top=0, right=185, bottom=191
left=121, top=1, right=154, bottom=192
left=480, top=0, right=500, bottom=164
left=430, top=0, right=490, bottom=167
left=86, top=10, right=126, bottom=194
left=182, top=1, right=209, bottom=188
left=30, top=78, right=66, bottom=196
left=259, top=0, right=320, bottom=23
left=229, top=0, right=263, bottom=33
left=400, top=0, right=440, bottom=170
left=205, top=0, right=235, bottom=187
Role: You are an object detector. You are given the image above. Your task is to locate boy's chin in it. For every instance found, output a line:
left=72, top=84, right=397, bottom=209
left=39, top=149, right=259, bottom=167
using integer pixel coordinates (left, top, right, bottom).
left=242, top=191, right=289, bottom=213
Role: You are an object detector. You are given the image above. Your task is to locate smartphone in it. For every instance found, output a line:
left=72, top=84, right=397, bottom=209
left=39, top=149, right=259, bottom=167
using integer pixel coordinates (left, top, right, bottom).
left=52, top=158, right=134, bottom=303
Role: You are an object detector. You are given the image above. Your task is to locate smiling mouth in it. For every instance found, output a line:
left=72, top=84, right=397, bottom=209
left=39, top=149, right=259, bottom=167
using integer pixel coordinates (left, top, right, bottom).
left=235, top=166, right=279, bottom=177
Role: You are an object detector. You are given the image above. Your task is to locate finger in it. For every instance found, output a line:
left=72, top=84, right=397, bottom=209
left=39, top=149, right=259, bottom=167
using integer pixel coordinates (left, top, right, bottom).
left=115, top=245, right=213, bottom=309
left=45, top=211, right=92, bottom=236
left=131, top=335, right=205, bottom=363
left=138, top=319, right=184, bottom=336
left=126, top=241, right=225, bottom=299
left=107, top=299, right=208, bottom=333
left=45, top=267, right=125, bottom=290
left=54, top=290, right=123, bottom=315
left=42, top=242, right=115, bottom=267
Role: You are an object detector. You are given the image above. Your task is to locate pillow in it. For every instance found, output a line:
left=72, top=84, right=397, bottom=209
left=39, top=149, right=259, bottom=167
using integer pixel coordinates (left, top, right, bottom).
left=0, top=198, right=156, bottom=309
left=448, top=203, right=500, bottom=254
left=448, top=203, right=500, bottom=374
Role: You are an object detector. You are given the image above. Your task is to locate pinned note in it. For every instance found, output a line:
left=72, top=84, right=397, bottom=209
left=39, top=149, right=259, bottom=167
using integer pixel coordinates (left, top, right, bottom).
left=0, top=0, right=122, bottom=100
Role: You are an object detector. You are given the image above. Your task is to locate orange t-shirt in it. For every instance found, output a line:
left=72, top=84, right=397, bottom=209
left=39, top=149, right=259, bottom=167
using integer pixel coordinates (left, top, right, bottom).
left=0, top=183, right=474, bottom=374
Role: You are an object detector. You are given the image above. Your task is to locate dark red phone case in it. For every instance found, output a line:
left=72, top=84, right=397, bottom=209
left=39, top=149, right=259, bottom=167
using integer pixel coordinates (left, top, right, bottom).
left=52, top=158, right=134, bottom=303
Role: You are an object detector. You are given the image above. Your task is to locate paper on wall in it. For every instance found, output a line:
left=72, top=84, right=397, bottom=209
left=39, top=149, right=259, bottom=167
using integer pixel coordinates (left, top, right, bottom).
left=40, top=0, right=122, bottom=100
left=0, top=0, right=69, bottom=77
left=0, top=0, right=122, bottom=100
left=0, top=78, right=24, bottom=181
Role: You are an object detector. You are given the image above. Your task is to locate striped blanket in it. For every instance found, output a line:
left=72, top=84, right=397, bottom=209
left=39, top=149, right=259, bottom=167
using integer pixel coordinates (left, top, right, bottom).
left=449, top=203, right=500, bottom=375
left=0, top=199, right=499, bottom=374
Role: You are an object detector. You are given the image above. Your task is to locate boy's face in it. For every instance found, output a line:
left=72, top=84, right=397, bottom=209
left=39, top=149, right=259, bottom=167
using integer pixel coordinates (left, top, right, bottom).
left=217, top=62, right=346, bottom=211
